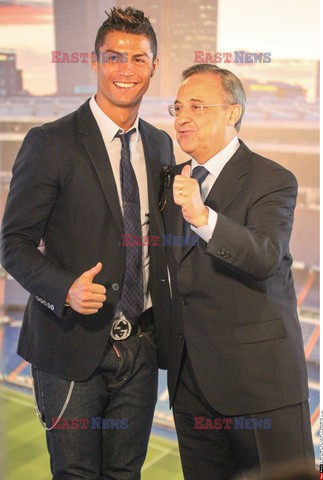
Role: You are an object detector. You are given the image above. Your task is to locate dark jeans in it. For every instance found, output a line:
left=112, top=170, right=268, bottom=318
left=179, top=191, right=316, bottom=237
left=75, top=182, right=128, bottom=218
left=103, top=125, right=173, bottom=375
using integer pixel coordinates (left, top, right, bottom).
left=32, top=327, right=158, bottom=480
left=173, top=351, right=314, bottom=480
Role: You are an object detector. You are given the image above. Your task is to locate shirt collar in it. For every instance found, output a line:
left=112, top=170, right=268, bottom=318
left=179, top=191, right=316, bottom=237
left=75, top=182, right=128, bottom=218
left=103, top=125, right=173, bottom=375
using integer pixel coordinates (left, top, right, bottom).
left=89, top=95, right=140, bottom=144
left=191, top=136, right=240, bottom=176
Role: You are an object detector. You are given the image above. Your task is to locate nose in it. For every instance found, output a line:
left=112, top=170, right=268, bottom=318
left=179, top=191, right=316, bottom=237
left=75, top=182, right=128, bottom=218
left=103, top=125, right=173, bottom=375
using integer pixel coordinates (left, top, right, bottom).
left=116, top=56, right=134, bottom=76
left=175, top=108, right=192, bottom=127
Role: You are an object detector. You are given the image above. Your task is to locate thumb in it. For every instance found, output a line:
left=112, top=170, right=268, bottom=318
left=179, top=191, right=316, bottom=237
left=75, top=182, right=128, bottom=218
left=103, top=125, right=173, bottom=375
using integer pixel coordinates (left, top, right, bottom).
left=82, top=262, right=102, bottom=282
left=181, top=164, right=191, bottom=178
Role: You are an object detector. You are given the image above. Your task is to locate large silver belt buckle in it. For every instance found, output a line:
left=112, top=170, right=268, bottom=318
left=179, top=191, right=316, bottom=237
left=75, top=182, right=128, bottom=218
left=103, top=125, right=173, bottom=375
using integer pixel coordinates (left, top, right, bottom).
left=110, top=315, right=132, bottom=341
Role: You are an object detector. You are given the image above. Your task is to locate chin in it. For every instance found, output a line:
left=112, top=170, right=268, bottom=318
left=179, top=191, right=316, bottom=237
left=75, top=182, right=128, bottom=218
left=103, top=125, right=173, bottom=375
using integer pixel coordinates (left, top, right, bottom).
left=113, top=97, right=141, bottom=109
left=178, top=143, right=194, bottom=155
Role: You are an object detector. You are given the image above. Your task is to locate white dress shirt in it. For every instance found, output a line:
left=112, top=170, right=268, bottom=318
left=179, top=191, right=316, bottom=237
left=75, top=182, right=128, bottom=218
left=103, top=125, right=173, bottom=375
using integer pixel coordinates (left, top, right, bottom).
left=191, top=136, right=240, bottom=242
left=89, top=95, right=152, bottom=312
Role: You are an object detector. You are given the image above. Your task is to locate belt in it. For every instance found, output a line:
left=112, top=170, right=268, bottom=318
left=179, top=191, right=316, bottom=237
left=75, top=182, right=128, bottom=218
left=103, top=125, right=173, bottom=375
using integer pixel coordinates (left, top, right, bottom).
left=110, top=308, right=154, bottom=341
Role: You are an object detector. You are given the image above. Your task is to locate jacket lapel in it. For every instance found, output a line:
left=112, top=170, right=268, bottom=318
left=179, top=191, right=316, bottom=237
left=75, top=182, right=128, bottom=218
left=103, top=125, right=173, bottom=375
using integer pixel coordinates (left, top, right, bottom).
left=139, top=121, right=161, bottom=210
left=140, top=119, right=178, bottom=242
left=181, top=141, right=251, bottom=260
left=77, top=100, right=123, bottom=233
left=205, top=141, right=250, bottom=213
left=170, top=161, right=191, bottom=263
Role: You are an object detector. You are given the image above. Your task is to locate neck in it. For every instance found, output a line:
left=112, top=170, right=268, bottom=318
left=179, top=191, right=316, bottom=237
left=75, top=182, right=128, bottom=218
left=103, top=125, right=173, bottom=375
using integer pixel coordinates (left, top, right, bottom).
left=95, top=93, right=139, bottom=131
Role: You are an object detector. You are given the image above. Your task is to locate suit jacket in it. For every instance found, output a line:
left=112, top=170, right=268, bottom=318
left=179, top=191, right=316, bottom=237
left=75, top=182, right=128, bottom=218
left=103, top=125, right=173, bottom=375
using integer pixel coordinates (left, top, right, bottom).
left=1, top=99, right=174, bottom=378
left=162, top=140, right=309, bottom=416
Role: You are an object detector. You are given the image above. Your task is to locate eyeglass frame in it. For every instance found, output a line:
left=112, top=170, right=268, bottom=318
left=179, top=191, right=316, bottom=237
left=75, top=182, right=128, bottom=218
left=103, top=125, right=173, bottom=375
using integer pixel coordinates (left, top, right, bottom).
left=168, top=103, right=233, bottom=117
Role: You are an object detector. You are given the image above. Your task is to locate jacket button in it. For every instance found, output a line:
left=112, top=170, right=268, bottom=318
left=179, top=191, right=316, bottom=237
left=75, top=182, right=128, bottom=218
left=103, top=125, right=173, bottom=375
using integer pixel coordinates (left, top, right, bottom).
left=112, top=283, right=119, bottom=291
left=182, top=297, right=189, bottom=305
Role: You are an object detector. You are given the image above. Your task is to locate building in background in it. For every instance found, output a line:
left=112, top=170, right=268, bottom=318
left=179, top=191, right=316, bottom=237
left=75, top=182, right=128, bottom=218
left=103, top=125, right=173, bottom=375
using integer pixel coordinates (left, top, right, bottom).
left=0, top=49, right=24, bottom=97
left=54, top=0, right=218, bottom=97
left=53, top=0, right=115, bottom=95
left=232, top=58, right=319, bottom=103
left=118, top=0, right=218, bottom=97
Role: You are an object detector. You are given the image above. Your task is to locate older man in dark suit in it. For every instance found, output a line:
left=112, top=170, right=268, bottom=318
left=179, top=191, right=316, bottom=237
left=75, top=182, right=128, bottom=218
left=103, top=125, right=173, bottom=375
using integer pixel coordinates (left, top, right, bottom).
left=1, top=7, right=174, bottom=479
left=162, top=64, right=314, bottom=479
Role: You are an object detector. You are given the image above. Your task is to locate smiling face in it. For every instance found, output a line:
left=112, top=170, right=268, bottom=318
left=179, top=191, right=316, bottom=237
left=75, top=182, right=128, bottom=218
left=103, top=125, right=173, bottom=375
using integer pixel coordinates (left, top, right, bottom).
left=92, top=30, right=158, bottom=127
left=174, top=73, right=241, bottom=164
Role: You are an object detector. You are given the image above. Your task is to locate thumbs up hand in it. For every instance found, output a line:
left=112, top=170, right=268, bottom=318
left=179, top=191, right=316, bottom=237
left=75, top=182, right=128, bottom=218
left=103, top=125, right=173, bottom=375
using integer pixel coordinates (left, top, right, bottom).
left=173, top=165, right=209, bottom=228
left=181, top=164, right=191, bottom=178
left=66, top=262, right=107, bottom=315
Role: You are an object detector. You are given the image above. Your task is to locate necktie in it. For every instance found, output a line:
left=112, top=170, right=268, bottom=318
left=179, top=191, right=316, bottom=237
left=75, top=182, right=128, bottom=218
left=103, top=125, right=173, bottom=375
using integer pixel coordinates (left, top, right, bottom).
left=184, top=165, right=209, bottom=238
left=115, top=128, right=143, bottom=323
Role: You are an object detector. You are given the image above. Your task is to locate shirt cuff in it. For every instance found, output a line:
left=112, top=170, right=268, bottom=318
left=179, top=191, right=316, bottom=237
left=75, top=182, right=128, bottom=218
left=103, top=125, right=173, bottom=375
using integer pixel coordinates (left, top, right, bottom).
left=191, top=207, right=218, bottom=243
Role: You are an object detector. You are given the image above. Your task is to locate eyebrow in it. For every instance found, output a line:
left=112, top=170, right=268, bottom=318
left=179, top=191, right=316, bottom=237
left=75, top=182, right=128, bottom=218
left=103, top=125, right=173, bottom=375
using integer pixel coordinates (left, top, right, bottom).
left=101, top=49, right=123, bottom=55
left=132, top=53, right=150, bottom=59
left=101, top=49, right=150, bottom=59
left=174, top=98, right=202, bottom=104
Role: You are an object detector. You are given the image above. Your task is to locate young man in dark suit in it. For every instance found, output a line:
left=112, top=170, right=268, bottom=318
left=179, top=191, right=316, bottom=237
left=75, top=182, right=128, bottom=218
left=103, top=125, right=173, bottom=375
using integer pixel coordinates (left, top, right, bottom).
left=162, top=64, right=314, bottom=479
left=1, top=7, right=173, bottom=479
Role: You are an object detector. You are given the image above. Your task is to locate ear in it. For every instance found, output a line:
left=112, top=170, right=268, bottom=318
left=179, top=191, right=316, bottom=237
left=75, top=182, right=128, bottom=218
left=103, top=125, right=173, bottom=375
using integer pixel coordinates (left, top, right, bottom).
left=90, top=51, right=98, bottom=73
left=151, top=57, right=159, bottom=77
left=227, top=104, right=242, bottom=128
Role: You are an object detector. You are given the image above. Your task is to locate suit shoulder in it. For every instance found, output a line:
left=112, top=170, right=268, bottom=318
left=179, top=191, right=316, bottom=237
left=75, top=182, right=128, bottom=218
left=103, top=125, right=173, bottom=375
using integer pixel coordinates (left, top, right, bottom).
left=248, top=148, right=298, bottom=188
left=30, top=98, right=93, bottom=139
left=17, top=104, right=84, bottom=167
left=21, top=110, right=78, bottom=153
left=37, top=109, right=78, bottom=136
left=139, top=118, right=175, bottom=166
left=139, top=118, right=171, bottom=141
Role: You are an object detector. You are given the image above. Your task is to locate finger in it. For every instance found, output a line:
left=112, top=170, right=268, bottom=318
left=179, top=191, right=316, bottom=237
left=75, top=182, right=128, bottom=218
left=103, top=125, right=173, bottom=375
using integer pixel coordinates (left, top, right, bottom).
left=174, top=174, right=193, bottom=187
left=181, top=164, right=191, bottom=178
left=91, top=283, right=106, bottom=295
left=92, top=293, right=107, bottom=302
left=81, top=301, right=104, bottom=309
left=82, top=262, right=102, bottom=282
left=79, top=308, right=99, bottom=315
left=174, top=176, right=197, bottom=193
left=173, top=182, right=186, bottom=205
left=173, top=176, right=187, bottom=199
left=82, top=293, right=106, bottom=303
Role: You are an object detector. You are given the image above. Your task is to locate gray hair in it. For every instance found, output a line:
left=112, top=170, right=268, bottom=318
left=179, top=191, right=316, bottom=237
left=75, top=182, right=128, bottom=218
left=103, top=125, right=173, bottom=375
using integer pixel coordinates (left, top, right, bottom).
left=181, top=64, right=246, bottom=132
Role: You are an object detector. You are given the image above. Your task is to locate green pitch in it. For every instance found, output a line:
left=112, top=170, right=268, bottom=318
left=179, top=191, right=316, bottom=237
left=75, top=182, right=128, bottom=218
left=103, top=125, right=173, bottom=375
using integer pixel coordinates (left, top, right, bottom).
left=0, top=385, right=183, bottom=480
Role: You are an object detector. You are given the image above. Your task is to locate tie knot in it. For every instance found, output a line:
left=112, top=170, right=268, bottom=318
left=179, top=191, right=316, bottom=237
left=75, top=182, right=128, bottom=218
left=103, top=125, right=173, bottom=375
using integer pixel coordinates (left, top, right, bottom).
left=192, top=166, right=209, bottom=187
left=115, top=128, right=136, bottom=149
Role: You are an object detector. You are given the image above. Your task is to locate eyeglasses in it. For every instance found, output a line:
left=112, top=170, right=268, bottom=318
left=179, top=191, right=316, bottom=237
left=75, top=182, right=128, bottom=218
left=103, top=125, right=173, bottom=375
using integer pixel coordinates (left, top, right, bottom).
left=168, top=104, right=229, bottom=117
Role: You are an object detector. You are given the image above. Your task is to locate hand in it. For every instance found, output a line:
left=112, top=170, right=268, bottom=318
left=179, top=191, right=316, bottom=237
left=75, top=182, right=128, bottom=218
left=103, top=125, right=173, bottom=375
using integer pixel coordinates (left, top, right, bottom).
left=173, top=165, right=209, bottom=228
left=66, top=262, right=106, bottom=315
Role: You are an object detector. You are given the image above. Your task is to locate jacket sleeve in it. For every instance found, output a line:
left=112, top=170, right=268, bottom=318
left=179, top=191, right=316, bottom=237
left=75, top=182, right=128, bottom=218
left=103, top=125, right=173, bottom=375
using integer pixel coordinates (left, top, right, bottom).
left=205, top=167, right=298, bottom=280
left=1, top=127, right=78, bottom=318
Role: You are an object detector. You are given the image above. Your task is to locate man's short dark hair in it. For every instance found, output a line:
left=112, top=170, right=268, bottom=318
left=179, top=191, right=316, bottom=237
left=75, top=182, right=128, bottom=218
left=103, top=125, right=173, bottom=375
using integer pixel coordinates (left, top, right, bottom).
left=95, top=7, right=157, bottom=60
left=182, top=64, right=246, bottom=132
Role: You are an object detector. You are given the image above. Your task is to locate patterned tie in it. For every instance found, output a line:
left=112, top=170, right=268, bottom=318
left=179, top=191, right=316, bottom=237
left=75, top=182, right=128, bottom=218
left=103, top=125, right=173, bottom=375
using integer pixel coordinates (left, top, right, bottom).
left=115, top=128, right=143, bottom=324
left=184, top=165, right=209, bottom=238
